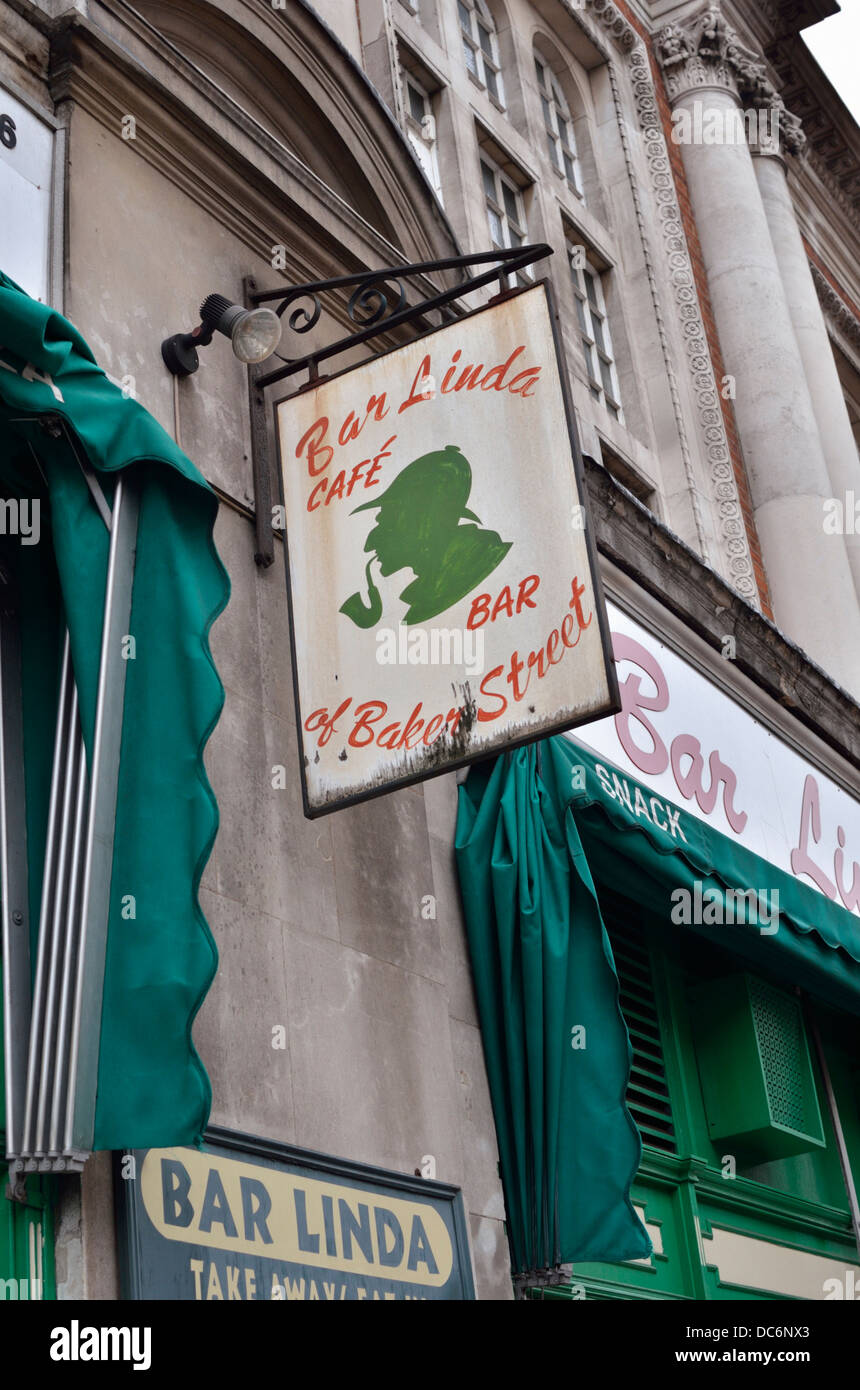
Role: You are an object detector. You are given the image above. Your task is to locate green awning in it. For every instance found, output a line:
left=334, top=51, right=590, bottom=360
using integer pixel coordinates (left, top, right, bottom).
left=0, top=271, right=229, bottom=1151
left=544, top=739, right=860, bottom=1017
left=455, top=745, right=652, bottom=1280
left=455, top=733, right=860, bottom=1282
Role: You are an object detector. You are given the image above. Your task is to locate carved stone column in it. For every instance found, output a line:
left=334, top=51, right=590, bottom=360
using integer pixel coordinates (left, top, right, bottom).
left=752, top=147, right=860, bottom=602
left=657, top=5, right=860, bottom=697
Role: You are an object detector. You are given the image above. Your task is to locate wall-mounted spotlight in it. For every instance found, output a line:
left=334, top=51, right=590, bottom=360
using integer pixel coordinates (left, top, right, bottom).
left=161, top=294, right=282, bottom=376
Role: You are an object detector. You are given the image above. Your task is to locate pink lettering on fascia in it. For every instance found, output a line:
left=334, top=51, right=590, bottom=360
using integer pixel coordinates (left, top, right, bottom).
left=612, top=633, right=748, bottom=834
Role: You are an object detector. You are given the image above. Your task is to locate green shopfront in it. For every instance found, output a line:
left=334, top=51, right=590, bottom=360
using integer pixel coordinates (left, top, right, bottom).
left=551, top=606, right=860, bottom=1301
left=571, top=886, right=860, bottom=1302
left=457, top=599, right=860, bottom=1301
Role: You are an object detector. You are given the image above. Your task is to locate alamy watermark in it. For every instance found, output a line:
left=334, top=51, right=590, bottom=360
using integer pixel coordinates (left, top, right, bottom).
left=823, top=491, right=860, bottom=535
left=670, top=881, right=779, bottom=934
left=0, top=1276, right=42, bottom=1299
left=671, top=103, right=782, bottom=152
left=0, top=498, right=39, bottom=545
left=50, top=1322, right=151, bottom=1370
left=823, top=1271, right=860, bottom=1300
left=376, top=624, right=484, bottom=677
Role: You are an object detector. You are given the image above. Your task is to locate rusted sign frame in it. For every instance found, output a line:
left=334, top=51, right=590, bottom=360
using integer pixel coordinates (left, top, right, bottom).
left=273, top=279, right=620, bottom=819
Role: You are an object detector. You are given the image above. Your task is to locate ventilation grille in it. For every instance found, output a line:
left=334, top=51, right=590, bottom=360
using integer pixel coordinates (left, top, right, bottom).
left=606, top=914, right=677, bottom=1156
left=748, top=978, right=807, bottom=1132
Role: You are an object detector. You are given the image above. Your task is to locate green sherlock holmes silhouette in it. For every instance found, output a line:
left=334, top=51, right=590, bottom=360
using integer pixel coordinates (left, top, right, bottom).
left=340, top=444, right=512, bottom=627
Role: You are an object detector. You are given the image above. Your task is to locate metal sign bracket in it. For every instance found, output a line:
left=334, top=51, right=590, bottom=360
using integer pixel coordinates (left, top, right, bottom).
left=243, top=245, right=552, bottom=567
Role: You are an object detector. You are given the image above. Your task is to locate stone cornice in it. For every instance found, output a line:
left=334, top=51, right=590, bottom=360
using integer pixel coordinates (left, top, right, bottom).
left=48, top=18, right=386, bottom=280
left=730, top=0, right=839, bottom=51
left=655, top=3, right=806, bottom=155
left=46, top=4, right=460, bottom=295
left=585, top=457, right=860, bottom=771
left=810, top=263, right=860, bottom=372
left=766, top=32, right=860, bottom=218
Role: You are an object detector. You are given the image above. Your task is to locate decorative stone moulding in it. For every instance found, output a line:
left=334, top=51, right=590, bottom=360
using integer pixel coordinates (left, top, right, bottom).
left=627, top=43, right=758, bottom=603
left=656, top=3, right=806, bottom=157
left=587, top=0, right=637, bottom=52
left=810, top=264, right=860, bottom=367
left=564, top=0, right=760, bottom=605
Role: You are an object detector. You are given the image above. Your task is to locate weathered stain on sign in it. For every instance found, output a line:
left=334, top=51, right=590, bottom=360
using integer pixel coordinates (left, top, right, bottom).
left=275, top=283, right=617, bottom=815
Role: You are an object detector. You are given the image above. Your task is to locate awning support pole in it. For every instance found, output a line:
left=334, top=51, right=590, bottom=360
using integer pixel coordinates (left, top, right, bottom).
left=65, top=474, right=139, bottom=1156
left=5, top=468, right=137, bottom=1176
left=0, top=547, right=31, bottom=1173
left=20, top=634, right=76, bottom=1160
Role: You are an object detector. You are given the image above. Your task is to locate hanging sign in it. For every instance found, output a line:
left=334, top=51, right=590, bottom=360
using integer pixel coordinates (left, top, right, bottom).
left=275, top=282, right=618, bottom=816
left=118, top=1130, right=475, bottom=1301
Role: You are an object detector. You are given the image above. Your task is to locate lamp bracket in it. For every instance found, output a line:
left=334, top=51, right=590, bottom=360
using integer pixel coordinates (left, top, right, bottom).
left=243, top=247, right=551, bottom=566
left=250, top=243, right=552, bottom=392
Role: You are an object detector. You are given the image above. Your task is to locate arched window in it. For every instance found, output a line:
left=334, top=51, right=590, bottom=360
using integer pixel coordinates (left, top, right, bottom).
left=534, top=52, right=582, bottom=197
left=458, top=0, right=504, bottom=107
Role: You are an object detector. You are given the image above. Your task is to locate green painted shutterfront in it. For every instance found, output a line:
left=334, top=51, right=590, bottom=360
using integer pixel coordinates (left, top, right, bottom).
left=0, top=965, right=55, bottom=1300
left=0, top=1169, right=55, bottom=1300
left=533, top=890, right=860, bottom=1301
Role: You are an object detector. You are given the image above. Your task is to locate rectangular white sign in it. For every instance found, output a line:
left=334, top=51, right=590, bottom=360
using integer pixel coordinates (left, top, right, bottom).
left=574, top=603, right=860, bottom=917
left=0, top=87, right=54, bottom=303
left=275, top=285, right=617, bottom=815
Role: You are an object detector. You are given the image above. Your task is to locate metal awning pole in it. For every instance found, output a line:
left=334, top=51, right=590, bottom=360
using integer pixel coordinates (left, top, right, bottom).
left=19, top=634, right=75, bottom=1159
left=65, top=474, right=139, bottom=1156
left=32, top=684, right=83, bottom=1158
left=5, top=451, right=131, bottom=1175
left=0, top=550, right=31, bottom=1161
left=48, top=746, right=88, bottom=1158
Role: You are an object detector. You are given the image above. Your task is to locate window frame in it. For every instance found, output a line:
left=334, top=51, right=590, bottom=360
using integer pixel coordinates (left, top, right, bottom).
left=458, top=0, right=505, bottom=108
left=480, top=152, right=527, bottom=247
left=403, top=72, right=444, bottom=204
left=480, top=150, right=533, bottom=287
left=534, top=54, right=583, bottom=198
left=568, top=242, right=623, bottom=422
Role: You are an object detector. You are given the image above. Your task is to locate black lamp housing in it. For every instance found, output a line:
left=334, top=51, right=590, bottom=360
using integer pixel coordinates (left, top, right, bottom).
left=161, top=294, right=281, bottom=376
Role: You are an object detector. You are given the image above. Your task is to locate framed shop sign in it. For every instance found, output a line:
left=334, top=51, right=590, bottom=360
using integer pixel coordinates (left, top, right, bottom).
left=274, top=281, right=618, bottom=816
left=117, top=1127, right=475, bottom=1301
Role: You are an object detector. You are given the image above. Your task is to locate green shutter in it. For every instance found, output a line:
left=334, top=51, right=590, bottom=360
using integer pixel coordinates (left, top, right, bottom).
left=603, top=898, right=677, bottom=1157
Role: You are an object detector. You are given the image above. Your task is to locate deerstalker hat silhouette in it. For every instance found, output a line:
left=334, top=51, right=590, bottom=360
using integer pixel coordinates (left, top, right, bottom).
left=350, top=444, right=482, bottom=522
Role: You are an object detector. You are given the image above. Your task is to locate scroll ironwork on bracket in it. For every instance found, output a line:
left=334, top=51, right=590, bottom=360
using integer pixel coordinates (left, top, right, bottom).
left=244, top=244, right=552, bottom=566
left=250, top=243, right=553, bottom=391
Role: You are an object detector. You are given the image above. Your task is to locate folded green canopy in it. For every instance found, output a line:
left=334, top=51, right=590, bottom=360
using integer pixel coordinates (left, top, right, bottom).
left=546, top=739, right=860, bottom=1017
left=0, top=271, right=229, bottom=1150
left=455, top=744, right=651, bottom=1278
left=455, top=733, right=860, bottom=1280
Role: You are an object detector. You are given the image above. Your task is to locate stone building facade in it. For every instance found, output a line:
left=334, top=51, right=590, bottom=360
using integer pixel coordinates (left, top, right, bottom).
left=1, top=0, right=859, bottom=1302
left=353, top=0, right=860, bottom=694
